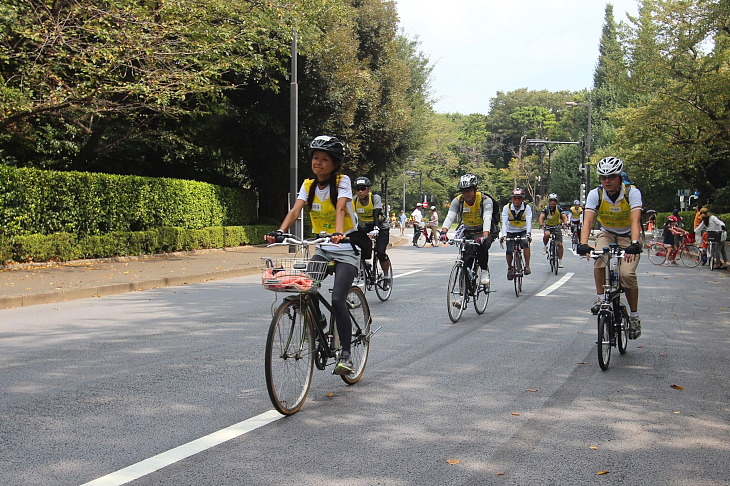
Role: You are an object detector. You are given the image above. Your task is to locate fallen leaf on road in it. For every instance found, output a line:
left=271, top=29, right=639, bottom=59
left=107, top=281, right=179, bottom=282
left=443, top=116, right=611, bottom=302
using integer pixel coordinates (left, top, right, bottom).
left=446, top=459, right=460, bottom=465
left=589, top=445, right=599, bottom=450
left=598, top=470, right=610, bottom=475
left=496, top=472, right=506, bottom=476
left=578, top=361, right=587, bottom=365
left=511, top=412, right=520, bottom=416
left=674, top=411, right=681, bottom=414
left=670, top=384, right=685, bottom=390
left=526, top=389, right=538, bottom=392
left=326, top=392, right=334, bottom=397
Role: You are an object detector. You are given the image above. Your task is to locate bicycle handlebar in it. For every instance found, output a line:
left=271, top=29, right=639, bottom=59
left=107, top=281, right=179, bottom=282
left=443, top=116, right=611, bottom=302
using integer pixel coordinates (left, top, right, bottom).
left=589, top=247, right=625, bottom=259
left=266, top=232, right=349, bottom=248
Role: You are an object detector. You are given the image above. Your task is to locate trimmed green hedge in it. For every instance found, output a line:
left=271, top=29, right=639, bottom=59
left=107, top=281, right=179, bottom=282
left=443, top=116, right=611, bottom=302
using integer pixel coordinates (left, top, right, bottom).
left=0, top=225, right=276, bottom=265
left=0, top=166, right=257, bottom=237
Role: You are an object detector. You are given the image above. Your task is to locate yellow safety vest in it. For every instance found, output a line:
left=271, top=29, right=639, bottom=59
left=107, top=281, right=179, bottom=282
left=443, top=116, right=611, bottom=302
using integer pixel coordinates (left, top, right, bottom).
left=303, top=176, right=355, bottom=235
left=596, top=186, right=634, bottom=229
left=570, top=206, right=582, bottom=219
left=508, top=204, right=527, bottom=228
left=354, top=193, right=375, bottom=223
left=544, top=207, right=561, bottom=226
left=458, top=192, right=484, bottom=227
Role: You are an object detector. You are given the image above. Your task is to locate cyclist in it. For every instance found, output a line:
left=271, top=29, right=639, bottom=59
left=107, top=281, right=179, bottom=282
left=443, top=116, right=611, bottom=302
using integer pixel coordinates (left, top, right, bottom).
left=500, top=188, right=532, bottom=280
left=428, top=206, right=439, bottom=242
left=264, top=135, right=359, bottom=374
left=353, top=176, right=392, bottom=288
left=440, top=174, right=495, bottom=286
left=411, top=202, right=424, bottom=246
left=694, top=208, right=727, bottom=269
left=539, top=193, right=568, bottom=268
left=569, top=199, right=583, bottom=239
left=662, top=215, right=688, bottom=265
left=577, top=156, right=644, bottom=339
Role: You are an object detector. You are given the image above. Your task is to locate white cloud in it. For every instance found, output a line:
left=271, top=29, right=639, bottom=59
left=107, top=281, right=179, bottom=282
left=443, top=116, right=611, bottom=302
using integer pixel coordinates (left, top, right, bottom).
left=396, top=0, right=640, bottom=114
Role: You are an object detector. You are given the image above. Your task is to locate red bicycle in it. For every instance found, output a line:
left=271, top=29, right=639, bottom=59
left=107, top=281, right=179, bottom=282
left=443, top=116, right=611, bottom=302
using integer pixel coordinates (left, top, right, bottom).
left=414, top=223, right=441, bottom=247
left=647, top=233, right=701, bottom=267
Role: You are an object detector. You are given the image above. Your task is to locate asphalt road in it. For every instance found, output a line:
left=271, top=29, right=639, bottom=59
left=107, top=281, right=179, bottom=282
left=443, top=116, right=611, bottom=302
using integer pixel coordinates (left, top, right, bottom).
left=1, top=243, right=729, bottom=485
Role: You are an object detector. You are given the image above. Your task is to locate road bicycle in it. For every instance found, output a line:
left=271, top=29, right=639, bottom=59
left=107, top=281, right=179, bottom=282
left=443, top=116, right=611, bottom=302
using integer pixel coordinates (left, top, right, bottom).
left=570, top=222, right=581, bottom=252
left=543, top=226, right=560, bottom=275
left=446, top=237, right=491, bottom=322
left=589, top=244, right=629, bottom=370
left=414, top=223, right=441, bottom=247
left=262, top=233, right=375, bottom=415
left=646, top=233, right=700, bottom=267
left=503, top=236, right=528, bottom=297
left=357, top=231, right=393, bottom=301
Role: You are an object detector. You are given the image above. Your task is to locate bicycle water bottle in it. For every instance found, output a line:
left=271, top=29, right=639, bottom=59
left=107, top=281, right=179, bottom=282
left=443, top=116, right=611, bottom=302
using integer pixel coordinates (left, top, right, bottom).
left=327, top=333, right=334, bottom=349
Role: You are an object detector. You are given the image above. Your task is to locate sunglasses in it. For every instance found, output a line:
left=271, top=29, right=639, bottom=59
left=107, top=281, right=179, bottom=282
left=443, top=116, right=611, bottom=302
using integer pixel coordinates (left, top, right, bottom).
left=355, top=186, right=369, bottom=191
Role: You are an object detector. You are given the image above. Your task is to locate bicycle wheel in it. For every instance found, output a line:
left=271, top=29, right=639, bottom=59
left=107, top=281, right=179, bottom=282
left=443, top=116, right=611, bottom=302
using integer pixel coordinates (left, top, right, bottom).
left=415, top=230, right=427, bottom=248
left=551, top=241, right=559, bottom=275
left=617, top=305, right=629, bottom=355
left=447, top=263, right=465, bottom=322
left=597, top=313, right=612, bottom=370
left=374, top=260, right=393, bottom=302
left=647, top=243, right=667, bottom=265
left=572, top=231, right=579, bottom=252
left=679, top=244, right=701, bottom=267
left=709, top=243, right=716, bottom=270
left=474, top=266, right=489, bottom=314
left=513, top=253, right=522, bottom=297
left=341, top=286, right=371, bottom=385
left=265, top=300, right=315, bottom=415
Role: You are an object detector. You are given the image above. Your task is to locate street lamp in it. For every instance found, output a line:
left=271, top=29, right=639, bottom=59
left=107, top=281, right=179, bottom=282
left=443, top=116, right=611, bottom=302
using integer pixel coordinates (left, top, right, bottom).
left=405, top=170, right=422, bottom=207
left=565, top=101, right=592, bottom=205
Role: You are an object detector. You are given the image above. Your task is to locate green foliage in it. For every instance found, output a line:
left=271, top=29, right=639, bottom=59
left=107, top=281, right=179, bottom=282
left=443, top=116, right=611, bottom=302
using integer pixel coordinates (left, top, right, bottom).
left=1, top=225, right=276, bottom=264
left=0, top=166, right=256, bottom=237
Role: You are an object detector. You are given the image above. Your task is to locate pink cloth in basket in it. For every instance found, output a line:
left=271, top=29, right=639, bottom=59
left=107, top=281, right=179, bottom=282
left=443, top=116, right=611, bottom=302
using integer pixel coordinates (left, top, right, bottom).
left=262, top=268, right=313, bottom=291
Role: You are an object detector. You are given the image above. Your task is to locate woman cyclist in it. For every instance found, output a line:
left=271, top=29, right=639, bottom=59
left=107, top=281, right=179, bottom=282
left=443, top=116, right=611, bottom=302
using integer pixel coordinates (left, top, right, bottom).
left=264, top=135, right=359, bottom=375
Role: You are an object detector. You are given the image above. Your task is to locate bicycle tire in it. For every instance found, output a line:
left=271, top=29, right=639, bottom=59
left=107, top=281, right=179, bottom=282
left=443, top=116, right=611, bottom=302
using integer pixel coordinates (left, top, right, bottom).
left=709, top=243, right=716, bottom=270
left=415, top=231, right=427, bottom=248
left=374, top=260, right=393, bottom=301
left=647, top=243, right=667, bottom=265
left=679, top=244, right=701, bottom=268
left=551, top=241, right=559, bottom=275
left=597, top=313, right=612, bottom=370
left=341, top=286, right=371, bottom=385
left=513, top=253, right=522, bottom=297
left=265, top=300, right=315, bottom=415
left=617, top=305, right=629, bottom=355
left=447, top=263, right=465, bottom=322
left=474, top=266, right=489, bottom=314
left=572, top=231, right=579, bottom=252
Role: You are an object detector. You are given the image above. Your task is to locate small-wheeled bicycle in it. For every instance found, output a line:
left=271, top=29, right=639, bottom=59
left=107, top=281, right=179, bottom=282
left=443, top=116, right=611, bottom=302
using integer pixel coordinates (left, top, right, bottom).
left=589, top=244, right=629, bottom=371
left=262, top=233, right=376, bottom=415
left=446, top=237, right=492, bottom=322
left=414, top=223, right=441, bottom=247
left=503, top=236, right=528, bottom=297
left=357, top=231, right=393, bottom=301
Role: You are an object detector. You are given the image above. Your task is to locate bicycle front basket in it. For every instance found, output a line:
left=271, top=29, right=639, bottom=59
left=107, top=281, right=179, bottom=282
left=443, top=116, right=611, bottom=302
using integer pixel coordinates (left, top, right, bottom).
left=261, top=258, right=329, bottom=293
left=707, top=230, right=722, bottom=243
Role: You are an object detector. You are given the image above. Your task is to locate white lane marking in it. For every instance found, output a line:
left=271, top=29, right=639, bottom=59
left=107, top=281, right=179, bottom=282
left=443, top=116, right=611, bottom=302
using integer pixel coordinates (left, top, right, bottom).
left=536, top=272, right=574, bottom=297
left=393, top=269, right=423, bottom=278
left=81, top=410, right=283, bottom=486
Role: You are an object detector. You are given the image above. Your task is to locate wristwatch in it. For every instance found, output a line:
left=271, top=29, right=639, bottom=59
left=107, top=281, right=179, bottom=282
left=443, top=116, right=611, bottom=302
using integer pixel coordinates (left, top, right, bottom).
left=631, top=240, right=639, bottom=245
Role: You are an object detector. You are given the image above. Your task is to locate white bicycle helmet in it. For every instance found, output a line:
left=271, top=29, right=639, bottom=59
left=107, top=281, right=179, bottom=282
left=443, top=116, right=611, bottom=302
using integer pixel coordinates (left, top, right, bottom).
left=431, top=206, right=436, bottom=210
left=574, top=199, right=580, bottom=205
left=511, top=188, right=526, bottom=197
left=548, top=193, right=558, bottom=201
left=458, top=173, right=478, bottom=190
left=596, top=156, right=624, bottom=176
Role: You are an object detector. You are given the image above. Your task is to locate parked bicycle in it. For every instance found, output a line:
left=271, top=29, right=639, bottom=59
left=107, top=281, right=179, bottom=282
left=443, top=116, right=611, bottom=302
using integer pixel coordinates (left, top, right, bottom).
left=445, top=237, right=492, bottom=322
left=261, top=233, right=376, bottom=415
left=414, top=223, right=441, bottom=247
left=646, top=233, right=700, bottom=267
left=357, top=232, right=393, bottom=301
left=502, top=236, right=527, bottom=297
left=589, top=244, right=629, bottom=370
left=705, top=231, right=723, bottom=270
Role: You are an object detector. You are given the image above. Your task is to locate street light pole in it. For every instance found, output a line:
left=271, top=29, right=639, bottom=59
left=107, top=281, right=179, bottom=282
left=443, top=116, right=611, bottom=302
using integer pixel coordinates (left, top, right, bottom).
left=565, top=101, right=592, bottom=205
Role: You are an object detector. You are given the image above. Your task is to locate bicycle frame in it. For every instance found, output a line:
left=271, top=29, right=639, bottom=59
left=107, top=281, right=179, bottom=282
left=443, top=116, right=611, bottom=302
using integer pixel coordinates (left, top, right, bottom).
left=446, top=237, right=490, bottom=322
left=504, top=236, right=527, bottom=297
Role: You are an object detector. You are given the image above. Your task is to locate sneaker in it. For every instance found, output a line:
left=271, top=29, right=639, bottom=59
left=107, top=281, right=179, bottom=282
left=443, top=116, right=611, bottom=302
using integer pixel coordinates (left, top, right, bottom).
left=507, top=268, right=514, bottom=280
left=558, top=260, right=564, bottom=268
left=542, top=246, right=547, bottom=254
left=524, top=266, right=531, bottom=275
left=480, top=275, right=490, bottom=286
left=591, top=296, right=603, bottom=315
left=629, top=317, right=642, bottom=339
left=671, top=260, right=678, bottom=265
left=334, top=351, right=354, bottom=375
left=382, top=277, right=391, bottom=291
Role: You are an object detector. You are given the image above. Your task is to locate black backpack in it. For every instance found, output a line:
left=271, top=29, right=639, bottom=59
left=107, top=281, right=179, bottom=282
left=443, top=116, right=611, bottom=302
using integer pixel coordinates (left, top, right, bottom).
left=458, top=192, right=500, bottom=240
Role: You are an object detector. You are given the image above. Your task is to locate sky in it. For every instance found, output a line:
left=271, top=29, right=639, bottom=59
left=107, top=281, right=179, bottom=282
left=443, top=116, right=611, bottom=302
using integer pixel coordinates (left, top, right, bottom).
left=395, top=0, right=640, bottom=114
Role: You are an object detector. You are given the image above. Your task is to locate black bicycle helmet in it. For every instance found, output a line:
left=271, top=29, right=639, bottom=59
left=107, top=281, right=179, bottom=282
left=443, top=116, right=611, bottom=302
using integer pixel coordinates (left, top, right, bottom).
left=458, top=173, right=478, bottom=190
left=308, top=135, right=344, bottom=162
left=354, top=176, right=371, bottom=187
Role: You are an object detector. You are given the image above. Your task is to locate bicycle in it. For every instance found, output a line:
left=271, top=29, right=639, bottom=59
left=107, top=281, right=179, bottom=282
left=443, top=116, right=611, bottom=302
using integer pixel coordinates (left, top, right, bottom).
left=589, top=244, right=629, bottom=371
left=261, top=233, right=376, bottom=415
left=646, top=233, right=700, bottom=267
left=570, top=222, right=581, bottom=252
left=543, top=226, right=560, bottom=275
left=446, top=237, right=491, bottom=323
left=414, top=223, right=441, bottom=247
left=705, top=230, right=723, bottom=271
left=357, top=231, right=393, bottom=301
left=503, top=236, right=527, bottom=297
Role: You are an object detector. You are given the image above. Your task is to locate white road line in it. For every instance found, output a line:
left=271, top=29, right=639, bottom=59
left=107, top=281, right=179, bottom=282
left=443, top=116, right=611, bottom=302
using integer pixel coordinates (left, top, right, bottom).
left=393, top=269, right=424, bottom=278
left=80, top=410, right=283, bottom=486
left=536, top=272, right=574, bottom=297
